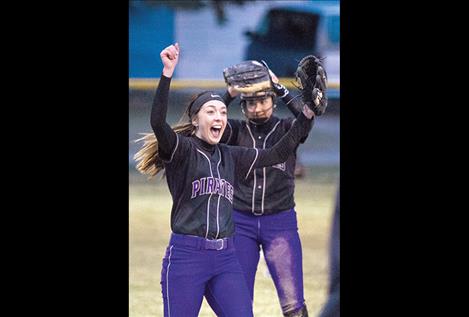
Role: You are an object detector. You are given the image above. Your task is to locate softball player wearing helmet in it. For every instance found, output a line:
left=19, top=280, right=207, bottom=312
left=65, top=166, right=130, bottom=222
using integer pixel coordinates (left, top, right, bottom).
left=134, top=43, right=315, bottom=317
left=205, top=65, right=313, bottom=317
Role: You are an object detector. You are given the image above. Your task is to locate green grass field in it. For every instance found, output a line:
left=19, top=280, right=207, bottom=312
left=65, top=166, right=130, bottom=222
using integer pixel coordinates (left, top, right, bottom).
left=129, top=166, right=339, bottom=317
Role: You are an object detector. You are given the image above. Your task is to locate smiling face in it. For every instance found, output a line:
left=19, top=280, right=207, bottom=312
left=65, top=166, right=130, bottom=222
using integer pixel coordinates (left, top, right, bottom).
left=193, top=100, right=227, bottom=144
left=244, top=95, right=274, bottom=120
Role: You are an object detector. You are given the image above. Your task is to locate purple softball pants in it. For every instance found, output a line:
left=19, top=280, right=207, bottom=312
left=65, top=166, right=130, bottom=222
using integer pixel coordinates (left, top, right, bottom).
left=160, top=233, right=253, bottom=317
left=206, top=209, right=306, bottom=316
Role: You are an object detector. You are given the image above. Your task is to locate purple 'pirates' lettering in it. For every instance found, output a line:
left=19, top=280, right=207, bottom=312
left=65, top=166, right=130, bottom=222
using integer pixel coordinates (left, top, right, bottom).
left=190, top=177, right=234, bottom=203
left=218, top=179, right=225, bottom=195
left=200, top=177, right=206, bottom=195
left=206, top=177, right=215, bottom=194
left=214, top=178, right=221, bottom=195
left=272, top=162, right=286, bottom=171
left=225, top=183, right=233, bottom=203
left=191, top=180, right=200, bottom=198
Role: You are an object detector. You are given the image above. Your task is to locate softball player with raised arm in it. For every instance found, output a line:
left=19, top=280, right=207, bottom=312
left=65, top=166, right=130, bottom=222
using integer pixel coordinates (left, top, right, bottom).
left=133, top=43, right=316, bottom=317
left=205, top=61, right=322, bottom=317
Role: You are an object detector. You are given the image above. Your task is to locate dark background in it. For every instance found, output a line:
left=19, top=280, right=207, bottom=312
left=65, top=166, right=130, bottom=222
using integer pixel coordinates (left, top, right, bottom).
left=13, top=1, right=456, bottom=316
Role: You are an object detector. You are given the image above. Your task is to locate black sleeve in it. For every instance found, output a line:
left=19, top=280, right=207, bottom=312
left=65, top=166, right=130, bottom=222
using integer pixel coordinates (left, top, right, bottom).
left=281, top=91, right=303, bottom=117
left=285, top=115, right=312, bottom=145
left=222, top=90, right=236, bottom=107
left=280, top=92, right=312, bottom=143
left=220, top=119, right=241, bottom=145
left=219, top=91, right=239, bottom=144
left=254, top=113, right=313, bottom=168
left=231, top=112, right=313, bottom=179
left=150, top=74, right=178, bottom=161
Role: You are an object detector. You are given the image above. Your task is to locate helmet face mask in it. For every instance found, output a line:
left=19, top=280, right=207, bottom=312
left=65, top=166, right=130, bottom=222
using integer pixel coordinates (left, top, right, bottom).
left=240, top=90, right=276, bottom=124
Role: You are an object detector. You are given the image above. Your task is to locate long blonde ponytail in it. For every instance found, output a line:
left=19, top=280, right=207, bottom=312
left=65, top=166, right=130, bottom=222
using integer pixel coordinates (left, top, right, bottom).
left=133, top=121, right=194, bottom=178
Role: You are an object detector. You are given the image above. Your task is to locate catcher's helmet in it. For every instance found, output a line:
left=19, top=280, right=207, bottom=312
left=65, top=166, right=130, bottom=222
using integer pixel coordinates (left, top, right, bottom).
left=240, top=90, right=276, bottom=101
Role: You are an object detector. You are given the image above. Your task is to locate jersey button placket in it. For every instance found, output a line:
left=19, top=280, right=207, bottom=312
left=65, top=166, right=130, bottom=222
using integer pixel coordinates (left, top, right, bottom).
left=208, top=150, right=220, bottom=239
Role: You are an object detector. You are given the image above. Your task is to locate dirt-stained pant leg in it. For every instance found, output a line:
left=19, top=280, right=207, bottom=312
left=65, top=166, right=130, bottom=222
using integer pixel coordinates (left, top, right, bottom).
left=261, top=209, right=307, bottom=316
left=206, top=209, right=306, bottom=316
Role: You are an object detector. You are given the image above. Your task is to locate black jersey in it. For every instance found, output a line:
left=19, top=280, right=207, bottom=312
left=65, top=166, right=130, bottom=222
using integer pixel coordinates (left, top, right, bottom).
left=222, top=117, right=307, bottom=215
left=150, top=75, right=312, bottom=239
left=163, top=135, right=261, bottom=238
left=220, top=93, right=313, bottom=215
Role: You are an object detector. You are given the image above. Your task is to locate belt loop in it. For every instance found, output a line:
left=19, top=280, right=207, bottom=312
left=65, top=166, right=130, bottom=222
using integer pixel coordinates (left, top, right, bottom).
left=216, top=238, right=224, bottom=250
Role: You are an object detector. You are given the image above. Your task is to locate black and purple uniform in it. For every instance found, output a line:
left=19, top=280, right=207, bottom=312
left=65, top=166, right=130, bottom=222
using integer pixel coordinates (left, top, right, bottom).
left=151, top=74, right=312, bottom=317
left=206, top=90, right=313, bottom=316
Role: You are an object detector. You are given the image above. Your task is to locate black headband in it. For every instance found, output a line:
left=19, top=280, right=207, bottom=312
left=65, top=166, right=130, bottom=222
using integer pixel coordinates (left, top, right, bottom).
left=189, top=91, right=225, bottom=117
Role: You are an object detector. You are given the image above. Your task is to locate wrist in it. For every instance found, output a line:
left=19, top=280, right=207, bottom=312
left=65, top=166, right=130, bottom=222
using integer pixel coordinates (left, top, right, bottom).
left=273, top=83, right=288, bottom=98
left=162, top=67, right=174, bottom=78
left=302, top=105, right=315, bottom=119
left=227, top=86, right=239, bottom=98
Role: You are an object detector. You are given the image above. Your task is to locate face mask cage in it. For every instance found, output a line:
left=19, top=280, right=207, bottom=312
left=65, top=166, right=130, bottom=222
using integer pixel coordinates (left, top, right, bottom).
left=240, top=91, right=277, bottom=124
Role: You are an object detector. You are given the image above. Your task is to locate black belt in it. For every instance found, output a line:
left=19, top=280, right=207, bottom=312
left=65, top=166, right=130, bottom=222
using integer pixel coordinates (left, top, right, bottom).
left=170, top=233, right=233, bottom=251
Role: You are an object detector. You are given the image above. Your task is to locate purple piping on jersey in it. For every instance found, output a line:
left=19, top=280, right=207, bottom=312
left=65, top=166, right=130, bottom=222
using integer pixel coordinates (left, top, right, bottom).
left=166, top=134, right=179, bottom=163
left=244, top=148, right=258, bottom=181
left=262, top=167, right=266, bottom=213
left=166, top=245, right=174, bottom=317
left=245, top=123, right=257, bottom=212
left=285, top=97, right=295, bottom=105
left=262, top=121, right=281, bottom=214
left=196, top=148, right=214, bottom=239
left=215, top=147, right=222, bottom=239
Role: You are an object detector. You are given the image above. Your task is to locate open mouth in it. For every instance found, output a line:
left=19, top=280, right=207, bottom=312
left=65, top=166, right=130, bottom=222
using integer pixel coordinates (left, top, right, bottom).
left=210, top=125, right=222, bottom=138
left=254, top=112, right=267, bottom=118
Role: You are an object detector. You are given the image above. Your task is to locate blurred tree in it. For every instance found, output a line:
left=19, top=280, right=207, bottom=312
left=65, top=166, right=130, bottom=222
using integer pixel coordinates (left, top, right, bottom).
left=129, top=0, right=255, bottom=25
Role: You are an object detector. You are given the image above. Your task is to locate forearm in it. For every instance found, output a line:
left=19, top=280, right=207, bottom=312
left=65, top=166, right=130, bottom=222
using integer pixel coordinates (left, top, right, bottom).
left=219, top=90, right=237, bottom=144
left=150, top=74, right=177, bottom=154
left=256, top=111, right=313, bottom=167
left=272, top=80, right=303, bottom=117
left=282, top=92, right=302, bottom=117
left=222, top=90, right=236, bottom=107
left=284, top=93, right=314, bottom=142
